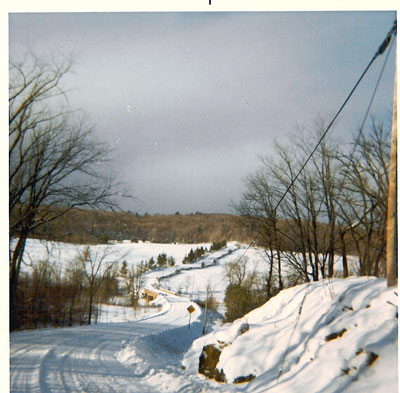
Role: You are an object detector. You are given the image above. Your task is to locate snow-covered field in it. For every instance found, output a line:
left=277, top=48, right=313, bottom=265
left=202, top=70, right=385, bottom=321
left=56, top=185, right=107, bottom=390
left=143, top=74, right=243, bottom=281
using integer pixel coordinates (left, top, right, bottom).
left=16, top=238, right=214, bottom=274
left=10, top=239, right=398, bottom=393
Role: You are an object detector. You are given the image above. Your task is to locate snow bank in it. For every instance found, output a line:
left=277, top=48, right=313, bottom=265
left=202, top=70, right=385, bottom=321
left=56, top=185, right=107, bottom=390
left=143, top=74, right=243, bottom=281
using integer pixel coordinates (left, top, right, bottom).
left=116, top=295, right=203, bottom=377
left=183, top=277, right=398, bottom=393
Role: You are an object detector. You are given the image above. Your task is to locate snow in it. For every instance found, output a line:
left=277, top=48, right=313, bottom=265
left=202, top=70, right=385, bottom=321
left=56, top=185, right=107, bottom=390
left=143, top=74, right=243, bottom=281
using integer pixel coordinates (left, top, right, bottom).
left=96, top=302, right=166, bottom=323
left=10, top=291, right=224, bottom=393
left=15, top=238, right=214, bottom=274
left=154, top=245, right=274, bottom=305
left=183, top=277, right=398, bottom=393
left=10, top=239, right=398, bottom=393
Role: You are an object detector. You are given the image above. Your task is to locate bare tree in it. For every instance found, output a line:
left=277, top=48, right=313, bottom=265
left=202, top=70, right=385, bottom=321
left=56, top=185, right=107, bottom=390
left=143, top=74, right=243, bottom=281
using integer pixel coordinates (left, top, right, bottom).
left=234, top=141, right=314, bottom=285
left=225, top=257, right=249, bottom=287
left=77, top=246, right=119, bottom=325
left=235, top=115, right=390, bottom=285
left=224, top=257, right=268, bottom=322
left=126, top=263, right=145, bottom=306
left=64, top=259, right=86, bottom=326
left=234, top=170, right=284, bottom=294
left=295, top=121, right=343, bottom=278
left=270, top=141, right=318, bottom=282
left=337, top=118, right=390, bottom=276
left=202, top=282, right=218, bottom=334
left=9, top=53, right=127, bottom=330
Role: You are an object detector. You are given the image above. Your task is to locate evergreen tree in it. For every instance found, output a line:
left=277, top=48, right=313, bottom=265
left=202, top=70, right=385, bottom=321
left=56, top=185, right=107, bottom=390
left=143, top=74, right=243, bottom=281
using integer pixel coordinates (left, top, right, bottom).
left=147, top=257, right=156, bottom=270
left=157, top=253, right=167, bottom=268
left=167, top=256, right=175, bottom=267
left=120, top=261, right=128, bottom=278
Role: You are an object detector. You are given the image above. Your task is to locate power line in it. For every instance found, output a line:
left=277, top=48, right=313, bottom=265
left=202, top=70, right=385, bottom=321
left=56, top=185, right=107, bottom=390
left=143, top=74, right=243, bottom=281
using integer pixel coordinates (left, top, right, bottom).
left=272, top=20, right=397, bottom=215
left=352, top=30, right=396, bottom=158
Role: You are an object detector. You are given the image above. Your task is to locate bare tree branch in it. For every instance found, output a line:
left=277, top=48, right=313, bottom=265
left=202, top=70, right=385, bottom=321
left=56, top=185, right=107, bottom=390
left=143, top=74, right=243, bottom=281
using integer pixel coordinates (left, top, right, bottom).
left=9, top=52, right=130, bottom=331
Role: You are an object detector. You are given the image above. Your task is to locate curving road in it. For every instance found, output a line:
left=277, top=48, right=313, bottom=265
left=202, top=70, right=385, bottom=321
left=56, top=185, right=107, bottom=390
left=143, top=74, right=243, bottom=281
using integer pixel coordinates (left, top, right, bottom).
left=10, top=295, right=225, bottom=393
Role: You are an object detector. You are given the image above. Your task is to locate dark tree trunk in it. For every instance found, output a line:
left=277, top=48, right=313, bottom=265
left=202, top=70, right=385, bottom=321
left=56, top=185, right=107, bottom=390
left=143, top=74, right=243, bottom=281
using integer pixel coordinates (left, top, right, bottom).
left=340, top=231, right=349, bottom=278
left=9, top=232, right=28, bottom=331
left=327, top=222, right=336, bottom=278
left=88, top=292, right=94, bottom=325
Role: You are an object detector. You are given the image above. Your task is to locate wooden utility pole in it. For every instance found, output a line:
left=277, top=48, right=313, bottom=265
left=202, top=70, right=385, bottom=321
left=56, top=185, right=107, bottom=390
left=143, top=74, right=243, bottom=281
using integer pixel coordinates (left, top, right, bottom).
left=386, top=71, right=397, bottom=287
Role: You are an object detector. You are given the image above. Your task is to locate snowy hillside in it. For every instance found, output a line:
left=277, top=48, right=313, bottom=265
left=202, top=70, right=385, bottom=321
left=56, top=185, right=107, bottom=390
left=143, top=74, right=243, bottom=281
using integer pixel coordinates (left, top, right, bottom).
left=16, top=238, right=273, bottom=306
left=18, top=238, right=359, bottom=290
left=16, top=238, right=213, bottom=273
left=183, top=277, right=398, bottom=393
left=11, top=239, right=397, bottom=393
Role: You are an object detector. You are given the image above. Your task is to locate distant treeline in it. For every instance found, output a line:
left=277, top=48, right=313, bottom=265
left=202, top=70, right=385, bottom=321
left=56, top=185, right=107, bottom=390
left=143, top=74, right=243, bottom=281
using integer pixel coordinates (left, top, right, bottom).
left=29, top=210, right=362, bottom=257
left=30, top=210, right=253, bottom=245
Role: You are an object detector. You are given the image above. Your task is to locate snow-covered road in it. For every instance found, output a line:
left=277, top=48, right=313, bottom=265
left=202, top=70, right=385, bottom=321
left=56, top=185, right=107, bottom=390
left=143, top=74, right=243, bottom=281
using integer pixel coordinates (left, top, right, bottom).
left=10, top=295, right=227, bottom=393
left=11, top=323, right=153, bottom=393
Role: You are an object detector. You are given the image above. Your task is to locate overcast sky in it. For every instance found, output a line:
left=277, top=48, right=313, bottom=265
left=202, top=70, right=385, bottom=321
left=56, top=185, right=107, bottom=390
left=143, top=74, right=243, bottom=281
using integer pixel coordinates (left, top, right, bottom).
left=8, top=11, right=396, bottom=214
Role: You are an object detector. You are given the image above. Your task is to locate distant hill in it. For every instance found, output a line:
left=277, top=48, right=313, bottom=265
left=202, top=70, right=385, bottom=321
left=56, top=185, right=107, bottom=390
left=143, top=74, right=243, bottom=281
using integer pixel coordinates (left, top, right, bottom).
left=30, top=210, right=254, bottom=245
left=28, top=209, right=361, bottom=256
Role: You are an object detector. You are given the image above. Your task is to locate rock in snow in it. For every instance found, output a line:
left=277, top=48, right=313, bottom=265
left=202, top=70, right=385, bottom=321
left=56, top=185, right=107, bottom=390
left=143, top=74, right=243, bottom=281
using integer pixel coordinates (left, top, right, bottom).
left=182, top=277, right=398, bottom=393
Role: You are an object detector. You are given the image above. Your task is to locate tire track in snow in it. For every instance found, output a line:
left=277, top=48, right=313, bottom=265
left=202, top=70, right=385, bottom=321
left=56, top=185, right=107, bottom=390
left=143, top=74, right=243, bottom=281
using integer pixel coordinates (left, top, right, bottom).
left=11, top=342, right=49, bottom=393
left=11, top=325, right=151, bottom=393
left=41, top=328, right=148, bottom=393
left=10, top=294, right=221, bottom=393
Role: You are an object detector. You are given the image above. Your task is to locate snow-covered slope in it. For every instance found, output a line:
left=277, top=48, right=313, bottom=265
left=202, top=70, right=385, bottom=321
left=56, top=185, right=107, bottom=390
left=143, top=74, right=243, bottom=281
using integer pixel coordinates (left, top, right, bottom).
left=183, top=277, right=398, bottom=393
left=15, top=238, right=214, bottom=273
left=11, top=239, right=397, bottom=393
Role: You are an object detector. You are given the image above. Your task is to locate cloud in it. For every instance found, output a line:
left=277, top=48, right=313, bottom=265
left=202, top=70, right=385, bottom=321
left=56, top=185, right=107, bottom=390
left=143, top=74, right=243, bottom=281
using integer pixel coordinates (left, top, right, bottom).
left=9, top=12, right=396, bottom=214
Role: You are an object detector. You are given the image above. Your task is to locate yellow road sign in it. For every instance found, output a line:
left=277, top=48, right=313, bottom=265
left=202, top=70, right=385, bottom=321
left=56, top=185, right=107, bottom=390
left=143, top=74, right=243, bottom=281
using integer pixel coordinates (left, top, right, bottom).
left=187, top=305, right=195, bottom=314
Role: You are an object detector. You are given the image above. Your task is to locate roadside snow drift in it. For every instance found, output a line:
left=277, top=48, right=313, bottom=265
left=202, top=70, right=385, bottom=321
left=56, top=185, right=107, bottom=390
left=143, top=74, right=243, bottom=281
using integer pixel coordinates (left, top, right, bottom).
left=183, top=277, right=398, bottom=393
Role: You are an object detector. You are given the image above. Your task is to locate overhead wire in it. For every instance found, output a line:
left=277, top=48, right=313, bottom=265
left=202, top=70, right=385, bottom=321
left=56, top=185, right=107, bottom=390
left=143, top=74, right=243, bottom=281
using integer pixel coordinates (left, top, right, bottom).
left=333, top=27, right=396, bottom=260
left=322, top=34, right=395, bottom=300
left=272, top=20, right=397, bottom=384
left=351, top=30, right=396, bottom=159
left=213, top=241, right=257, bottom=289
left=272, top=20, right=397, bottom=216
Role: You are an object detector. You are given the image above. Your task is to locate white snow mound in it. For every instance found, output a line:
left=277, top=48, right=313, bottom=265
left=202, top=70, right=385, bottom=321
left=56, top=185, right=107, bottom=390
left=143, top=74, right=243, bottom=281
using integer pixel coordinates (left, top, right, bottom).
left=183, top=277, right=398, bottom=393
